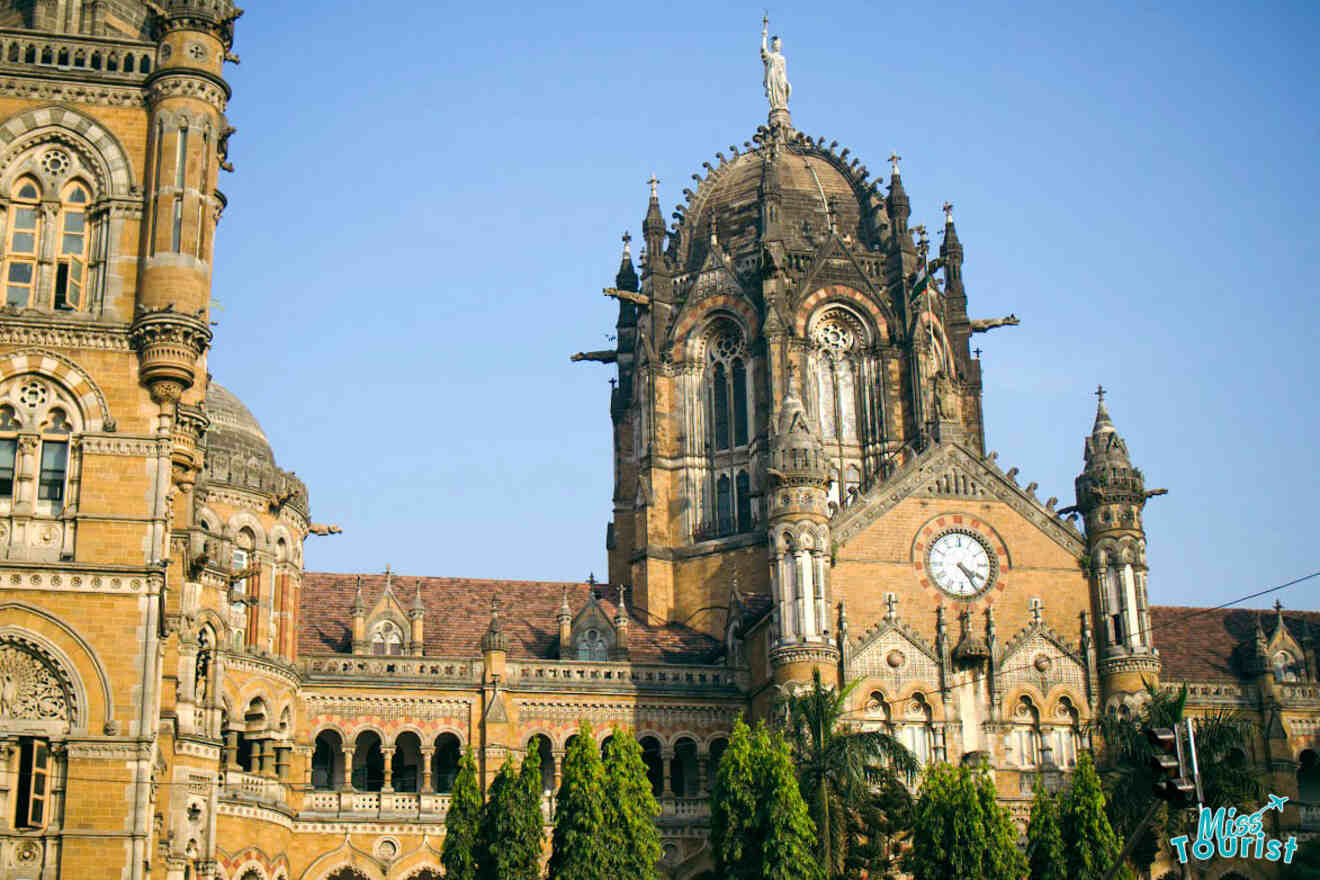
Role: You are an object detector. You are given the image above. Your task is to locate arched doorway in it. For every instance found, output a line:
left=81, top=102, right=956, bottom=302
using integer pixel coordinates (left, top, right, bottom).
left=311, top=729, right=344, bottom=790
left=351, top=731, right=385, bottom=792
left=432, top=733, right=461, bottom=793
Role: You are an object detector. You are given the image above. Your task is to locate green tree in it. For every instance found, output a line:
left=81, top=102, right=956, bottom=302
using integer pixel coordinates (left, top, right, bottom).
left=711, top=717, right=761, bottom=880
left=756, top=724, right=826, bottom=880
left=1025, top=783, right=1065, bottom=880
left=1059, top=751, right=1130, bottom=880
left=1094, top=680, right=1259, bottom=874
left=442, top=748, right=482, bottom=880
left=477, top=758, right=540, bottom=880
left=516, top=750, right=546, bottom=877
left=548, top=723, right=609, bottom=880
left=601, top=726, right=662, bottom=880
left=778, top=669, right=920, bottom=877
left=904, top=762, right=1026, bottom=880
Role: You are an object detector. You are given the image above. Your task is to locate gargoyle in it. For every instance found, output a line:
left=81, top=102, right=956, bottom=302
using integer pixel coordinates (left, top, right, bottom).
left=970, top=314, right=1019, bottom=333
left=603, top=288, right=650, bottom=307
left=307, top=523, right=342, bottom=536
left=570, top=350, right=618, bottom=364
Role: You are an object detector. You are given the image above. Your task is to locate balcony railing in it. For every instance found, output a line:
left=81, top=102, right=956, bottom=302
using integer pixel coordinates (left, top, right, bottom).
left=0, top=29, right=156, bottom=81
left=222, top=770, right=284, bottom=805
left=301, top=790, right=452, bottom=817
left=692, top=515, right=755, bottom=542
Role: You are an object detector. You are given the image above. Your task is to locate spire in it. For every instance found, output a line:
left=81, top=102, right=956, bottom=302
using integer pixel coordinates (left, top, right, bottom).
left=940, top=200, right=963, bottom=292
left=409, top=579, right=425, bottom=617
left=770, top=362, right=828, bottom=482
left=351, top=576, right=365, bottom=614
left=643, top=174, right=666, bottom=263
left=1082, top=385, right=1132, bottom=470
left=886, top=152, right=910, bottom=237
left=615, top=231, right=639, bottom=292
left=557, top=585, right=572, bottom=623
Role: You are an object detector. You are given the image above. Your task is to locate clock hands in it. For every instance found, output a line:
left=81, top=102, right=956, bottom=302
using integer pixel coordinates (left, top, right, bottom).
left=957, top=562, right=981, bottom=592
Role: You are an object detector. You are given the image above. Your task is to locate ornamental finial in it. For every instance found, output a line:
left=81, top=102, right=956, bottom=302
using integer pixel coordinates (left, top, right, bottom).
left=889, top=152, right=902, bottom=177
left=648, top=174, right=659, bottom=199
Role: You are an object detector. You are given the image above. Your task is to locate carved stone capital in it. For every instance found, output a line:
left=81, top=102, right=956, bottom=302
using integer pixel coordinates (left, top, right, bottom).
left=129, top=310, right=212, bottom=398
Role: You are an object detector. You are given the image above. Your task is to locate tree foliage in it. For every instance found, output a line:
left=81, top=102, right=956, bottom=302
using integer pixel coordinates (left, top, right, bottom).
left=841, top=774, right=912, bottom=880
left=1025, top=783, right=1065, bottom=880
left=710, top=716, right=823, bottom=880
left=477, top=758, right=541, bottom=880
left=548, top=722, right=609, bottom=880
left=1059, top=751, right=1130, bottom=880
left=1093, top=680, right=1259, bottom=874
left=602, top=726, right=662, bottom=880
left=442, top=748, right=482, bottom=880
left=904, top=762, right=1026, bottom=880
left=777, top=669, right=920, bottom=878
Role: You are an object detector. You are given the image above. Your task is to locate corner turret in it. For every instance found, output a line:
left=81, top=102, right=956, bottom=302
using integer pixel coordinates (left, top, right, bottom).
left=1075, top=387, right=1164, bottom=710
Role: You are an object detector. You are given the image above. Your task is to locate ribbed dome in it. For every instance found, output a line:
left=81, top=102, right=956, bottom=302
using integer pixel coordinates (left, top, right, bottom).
left=205, top=383, right=275, bottom=468
left=673, top=131, right=884, bottom=272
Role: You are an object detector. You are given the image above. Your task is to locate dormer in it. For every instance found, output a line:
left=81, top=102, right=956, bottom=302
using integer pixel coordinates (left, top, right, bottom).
left=568, top=588, right=616, bottom=662
left=356, top=569, right=414, bottom=656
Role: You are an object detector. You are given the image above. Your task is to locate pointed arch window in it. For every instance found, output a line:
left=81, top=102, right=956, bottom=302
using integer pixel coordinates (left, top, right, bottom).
left=5, top=178, right=40, bottom=307
left=370, top=620, right=404, bottom=656
left=695, top=318, right=756, bottom=541
left=577, top=627, right=608, bottom=661
left=704, top=322, right=750, bottom=453
left=54, top=181, right=90, bottom=310
left=0, top=405, right=18, bottom=498
left=37, top=407, right=70, bottom=502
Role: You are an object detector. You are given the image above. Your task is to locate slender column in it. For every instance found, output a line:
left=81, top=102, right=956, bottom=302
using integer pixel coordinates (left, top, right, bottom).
left=274, top=745, right=290, bottom=781
left=420, top=747, right=434, bottom=793
left=812, top=550, right=828, bottom=638
left=341, top=746, right=355, bottom=791
left=552, top=749, right=564, bottom=792
left=1121, top=563, right=1141, bottom=649
left=660, top=748, right=674, bottom=797
left=381, top=747, right=395, bottom=793
left=256, top=739, right=272, bottom=777
left=697, top=750, right=709, bottom=794
left=795, top=549, right=814, bottom=637
left=222, top=731, right=237, bottom=770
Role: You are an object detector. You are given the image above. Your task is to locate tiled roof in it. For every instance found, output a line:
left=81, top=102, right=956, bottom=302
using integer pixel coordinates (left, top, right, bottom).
left=299, top=572, right=722, bottom=665
left=1150, top=605, right=1320, bottom=683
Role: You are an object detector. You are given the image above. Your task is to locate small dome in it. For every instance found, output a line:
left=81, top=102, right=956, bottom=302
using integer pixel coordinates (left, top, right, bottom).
left=205, top=383, right=274, bottom=465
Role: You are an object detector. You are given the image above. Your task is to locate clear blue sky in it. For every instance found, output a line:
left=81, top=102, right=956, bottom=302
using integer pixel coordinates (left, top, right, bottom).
left=209, top=2, right=1318, bottom=612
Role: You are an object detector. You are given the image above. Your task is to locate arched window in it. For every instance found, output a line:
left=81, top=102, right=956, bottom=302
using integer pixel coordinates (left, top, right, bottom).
left=5, top=178, right=40, bottom=307
left=432, top=733, right=462, bottom=793
left=901, top=693, right=933, bottom=766
left=351, top=731, right=385, bottom=792
left=692, top=317, right=756, bottom=541
left=370, top=620, right=403, bottom=655
left=312, top=729, right=344, bottom=790
left=0, top=404, right=20, bottom=499
left=807, top=304, right=882, bottom=503
left=1013, top=696, right=1042, bottom=768
left=639, top=736, right=664, bottom=797
left=1053, top=697, right=1081, bottom=768
left=704, top=323, right=748, bottom=452
left=37, top=407, right=70, bottom=503
left=53, top=181, right=90, bottom=310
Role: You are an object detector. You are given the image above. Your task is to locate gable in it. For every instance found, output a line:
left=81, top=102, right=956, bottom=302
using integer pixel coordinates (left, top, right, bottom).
left=847, top=620, right=941, bottom=689
left=832, top=442, right=1083, bottom=556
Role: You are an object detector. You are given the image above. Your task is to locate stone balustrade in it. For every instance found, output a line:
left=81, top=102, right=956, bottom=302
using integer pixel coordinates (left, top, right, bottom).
left=302, top=655, right=481, bottom=683
left=222, top=769, right=284, bottom=805
left=0, top=29, right=155, bottom=80
left=300, top=790, right=452, bottom=818
left=509, top=660, right=745, bottom=692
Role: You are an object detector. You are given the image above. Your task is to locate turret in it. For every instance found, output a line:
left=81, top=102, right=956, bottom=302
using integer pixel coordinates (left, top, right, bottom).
left=132, top=0, right=238, bottom=503
left=765, top=367, right=838, bottom=684
left=612, top=585, right=630, bottom=660
left=1075, top=388, right=1162, bottom=707
left=885, top=153, right=910, bottom=241
left=481, top=596, right=509, bottom=682
left=642, top=175, right=666, bottom=268
left=408, top=581, right=425, bottom=657
left=556, top=585, right=572, bottom=659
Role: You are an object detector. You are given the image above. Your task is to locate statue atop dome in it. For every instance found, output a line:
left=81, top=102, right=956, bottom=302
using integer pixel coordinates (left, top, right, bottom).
left=760, top=15, right=791, bottom=113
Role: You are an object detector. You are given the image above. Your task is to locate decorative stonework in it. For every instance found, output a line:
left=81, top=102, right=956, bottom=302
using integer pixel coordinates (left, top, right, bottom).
left=146, top=75, right=229, bottom=112
left=305, top=695, right=473, bottom=722
left=129, top=310, right=213, bottom=400
left=518, top=701, right=734, bottom=730
left=0, top=637, right=75, bottom=727
left=0, top=569, right=148, bottom=593
left=0, top=77, right=149, bottom=108
left=0, top=319, right=134, bottom=351
left=82, top=435, right=164, bottom=457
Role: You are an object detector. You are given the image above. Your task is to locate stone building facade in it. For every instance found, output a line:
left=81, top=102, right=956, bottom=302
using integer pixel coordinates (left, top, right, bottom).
left=0, top=5, right=1313, bottom=880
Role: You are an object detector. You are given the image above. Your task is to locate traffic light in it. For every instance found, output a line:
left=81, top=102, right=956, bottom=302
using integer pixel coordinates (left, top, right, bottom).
left=1145, top=726, right=1196, bottom=807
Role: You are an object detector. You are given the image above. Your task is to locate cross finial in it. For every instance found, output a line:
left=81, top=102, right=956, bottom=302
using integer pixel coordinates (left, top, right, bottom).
left=973, top=347, right=982, bottom=359
left=942, top=201, right=954, bottom=224
left=647, top=174, right=659, bottom=198
left=1095, top=384, right=1106, bottom=403
left=587, top=572, right=596, bottom=586
left=1274, top=599, right=1283, bottom=613
left=608, top=377, right=617, bottom=390
left=885, top=592, right=898, bottom=621
left=622, top=230, right=631, bottom=246
left=889, top=152, right=902, bottom=176
left=1030, top=597, right=1043, bottom=625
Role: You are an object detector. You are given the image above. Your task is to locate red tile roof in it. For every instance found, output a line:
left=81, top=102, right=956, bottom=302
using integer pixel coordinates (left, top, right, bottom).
left=1150, top=605, right=1320, bottom=683
left=299, top=572, right=722, bottom=665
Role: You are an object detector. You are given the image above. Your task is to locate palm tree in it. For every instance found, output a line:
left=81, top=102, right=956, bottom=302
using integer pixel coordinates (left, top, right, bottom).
left=1094, top=679, right=1260, bottom=876
left=777, top=668, right=921, bottom=879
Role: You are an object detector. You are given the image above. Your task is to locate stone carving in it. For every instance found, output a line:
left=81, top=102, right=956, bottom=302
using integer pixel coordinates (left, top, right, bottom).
left=759, top=17, right=790, bottom=112
left=0, top=641, right=70, bottom=724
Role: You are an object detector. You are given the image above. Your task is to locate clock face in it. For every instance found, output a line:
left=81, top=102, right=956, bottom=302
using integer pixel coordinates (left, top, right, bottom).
left=926, top=529, right=997, bottom=598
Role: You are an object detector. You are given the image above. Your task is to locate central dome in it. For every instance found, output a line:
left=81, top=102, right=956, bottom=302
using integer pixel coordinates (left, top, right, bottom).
left=671, top=127, right=886, bottom=273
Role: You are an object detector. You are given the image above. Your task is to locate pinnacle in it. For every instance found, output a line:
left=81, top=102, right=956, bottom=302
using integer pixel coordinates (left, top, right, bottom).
left=1092, top=384, right=1114, bottom=434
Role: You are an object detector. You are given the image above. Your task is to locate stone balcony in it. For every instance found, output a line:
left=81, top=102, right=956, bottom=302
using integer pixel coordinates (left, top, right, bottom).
left=294, top=791, right=708, bottom=825
left=0, top=28, right=156, bottom=82
left=221, top=769, right=285, bottom=806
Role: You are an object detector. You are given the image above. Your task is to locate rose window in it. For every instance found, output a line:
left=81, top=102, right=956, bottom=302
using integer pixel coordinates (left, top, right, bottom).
left=813, top=318, right=854, bottom=353
left=40, top=150, right=71, bottom=177
left=710, top=330, right=742, bottom=362
left=19, top=381, right=48, bottom=409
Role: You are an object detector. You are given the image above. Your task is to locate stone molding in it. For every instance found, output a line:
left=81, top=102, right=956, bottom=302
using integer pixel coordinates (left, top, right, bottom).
left=0, top=318, right=134, bottom=351
left=517, top=700, right=734, bottom=729
left=304, top=695, right=474, bottom=722
left=146, top=71, right=228, bottom=111
left=0, top=568, right=148, bottom=593
left=223, top=652, right=300, bottom=689
left=1098, top=653, right=1162, bottom=677
left=769, top=642, right=840, bottom=668
left=80, top=435, right=162, bottom=457
left=0, top=75, right=148, bottom=108
left=65, top=738, right=153, bottom=760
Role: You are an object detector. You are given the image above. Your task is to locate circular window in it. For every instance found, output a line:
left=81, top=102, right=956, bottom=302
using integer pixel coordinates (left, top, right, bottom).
left=18, top=381, right=48, bottom=408
left=40, top=149, right=71, bottom=177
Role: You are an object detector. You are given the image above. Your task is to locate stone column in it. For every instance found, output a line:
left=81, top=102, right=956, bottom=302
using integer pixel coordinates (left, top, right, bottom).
left=697, top=750, right=709, bottom=794
left=420, top=747, right=434, bottom=793
left=257, top=739, right=273, bottom=777
left=275, top=745, right=290, bottom=781
left=341, top=746, right=355, bottom=791
left=222, top=731, right=238, bottom=770
left=660, top=748, right=674, bottom=797
left=552, top=749, right=564, bottom=792
left=381, top=747, right=395, bottom=793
